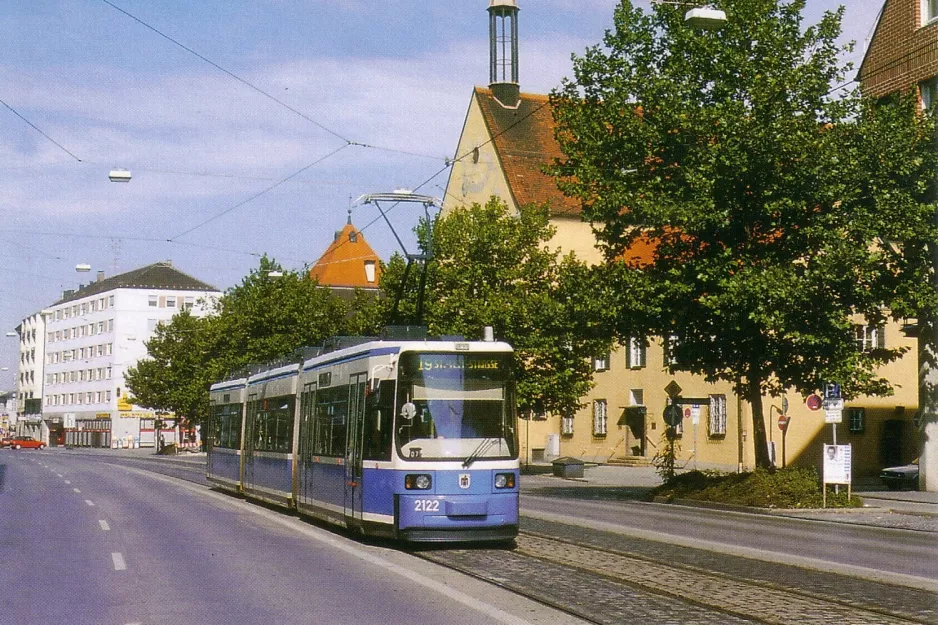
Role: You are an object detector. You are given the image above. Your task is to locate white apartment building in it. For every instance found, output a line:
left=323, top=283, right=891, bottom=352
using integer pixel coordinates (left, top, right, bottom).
left=41, top=262, right=220, bottom=448
left=14, top=310, right=47, bottom=441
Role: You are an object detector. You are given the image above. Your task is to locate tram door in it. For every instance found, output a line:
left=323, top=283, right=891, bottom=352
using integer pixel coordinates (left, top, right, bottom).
left=298, top=382, right=316, bottom=503
left=242, top=393, right=258, bottom=489
left=344, top=373, right=367, bottom=522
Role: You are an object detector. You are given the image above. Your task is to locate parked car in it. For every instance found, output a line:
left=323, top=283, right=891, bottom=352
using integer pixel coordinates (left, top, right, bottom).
left=0, top=436, right=13, bottom=448
left=8, top=436, right=45, bottom=450
left=880, top=459, right=919, bottom=490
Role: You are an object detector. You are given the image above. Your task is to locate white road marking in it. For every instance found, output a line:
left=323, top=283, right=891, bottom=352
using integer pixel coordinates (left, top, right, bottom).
left=99, top=520, right=110, bottom=531
left=85, top=500, right=95, bottom=507
left=64, top=480, right=71, bottom=485
left=111, top=552, right=126, bottom=571
left=73, top=488, right=81, bottom=493
left=56, top=473, right=63, bottom=478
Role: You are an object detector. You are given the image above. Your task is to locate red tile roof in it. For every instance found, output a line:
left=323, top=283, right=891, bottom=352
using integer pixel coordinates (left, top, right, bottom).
left=473, top=87, right=582, bottom=216
left=309, top=222, right=382, bottom=289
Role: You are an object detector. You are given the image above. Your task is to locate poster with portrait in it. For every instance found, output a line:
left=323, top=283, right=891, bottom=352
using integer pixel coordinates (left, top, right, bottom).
left=823, top=444, right=851, bottom=484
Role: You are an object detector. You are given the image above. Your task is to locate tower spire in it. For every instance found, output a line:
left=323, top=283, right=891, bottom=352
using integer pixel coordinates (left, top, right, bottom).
left=487, top=0, right=520, bottom=108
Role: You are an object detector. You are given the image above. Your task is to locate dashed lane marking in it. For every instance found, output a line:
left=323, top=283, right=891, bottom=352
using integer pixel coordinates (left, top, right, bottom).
left=64, top=480, right=71, bottom=484
left=111, top=552, right=126, bottom=571
left=73, top=488, right=81, bottom=493
left=85, top=500, right=95, bottom=507
left=99, top=520, right=110, bottom=531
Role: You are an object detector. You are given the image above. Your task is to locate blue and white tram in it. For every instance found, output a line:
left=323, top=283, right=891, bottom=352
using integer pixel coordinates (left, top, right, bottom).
left=207, top=375, right=247, bottom=491
left=206, top=338, right=520, bottom=543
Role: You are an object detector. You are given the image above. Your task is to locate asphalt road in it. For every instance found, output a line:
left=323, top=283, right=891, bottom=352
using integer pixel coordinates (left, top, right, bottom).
left=0, top=450, right=587, bottom=625
left=520, top=480, right=938, bottom=585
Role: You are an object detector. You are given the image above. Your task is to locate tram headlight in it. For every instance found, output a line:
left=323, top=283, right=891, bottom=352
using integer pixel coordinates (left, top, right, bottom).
left=494, top=473, right=515, bottom=489
left=405, top=474, right=432, bottom=490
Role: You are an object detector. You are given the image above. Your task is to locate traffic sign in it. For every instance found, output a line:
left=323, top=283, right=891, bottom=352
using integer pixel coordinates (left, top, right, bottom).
left=806, top=394, right=822, bottom=411
left=665, top=380, right=683, bottom=398
left=664, top=403, right=683, bottom=426
left=824, top=383, right=841, bottom=401
left=778, top=415, right=790, bottom=431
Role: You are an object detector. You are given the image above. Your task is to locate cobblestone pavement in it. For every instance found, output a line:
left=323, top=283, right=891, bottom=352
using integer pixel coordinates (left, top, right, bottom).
left=420, top=546, right=760, bottom=625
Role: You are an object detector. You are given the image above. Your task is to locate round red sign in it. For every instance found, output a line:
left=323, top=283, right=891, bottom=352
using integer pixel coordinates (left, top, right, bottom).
left=806, top=394, right=822, bottom=411
left=778, top=415, right=789, bottom=431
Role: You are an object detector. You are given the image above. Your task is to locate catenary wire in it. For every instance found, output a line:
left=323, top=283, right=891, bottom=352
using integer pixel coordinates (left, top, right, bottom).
left=168, top=143, right=351, bottom=241
left=0, top=98, right=82, bottom=162
left=98, top=0, right=351, bottom=145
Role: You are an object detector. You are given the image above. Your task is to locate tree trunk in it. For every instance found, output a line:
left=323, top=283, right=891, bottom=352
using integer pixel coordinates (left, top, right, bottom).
left=747, top=371, right=772, bottom=469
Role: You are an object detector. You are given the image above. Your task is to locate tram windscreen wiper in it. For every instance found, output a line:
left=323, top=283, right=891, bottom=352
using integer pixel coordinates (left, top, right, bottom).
left=463, top=438, right=496, bottom=468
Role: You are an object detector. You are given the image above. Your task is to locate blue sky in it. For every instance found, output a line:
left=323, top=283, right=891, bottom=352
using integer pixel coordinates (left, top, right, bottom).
left=0, top=0, right=883, bottom=386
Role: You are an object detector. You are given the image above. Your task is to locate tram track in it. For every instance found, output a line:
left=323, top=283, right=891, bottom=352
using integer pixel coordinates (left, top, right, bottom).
left=416, top=530, right=938, bottom=625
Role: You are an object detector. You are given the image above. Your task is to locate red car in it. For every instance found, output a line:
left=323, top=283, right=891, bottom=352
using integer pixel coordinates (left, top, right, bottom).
left=9, top=436, right=45, bottom=450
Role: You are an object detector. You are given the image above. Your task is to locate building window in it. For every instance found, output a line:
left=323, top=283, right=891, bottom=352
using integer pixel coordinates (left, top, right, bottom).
left=854, top=325, right=884, bottom=352
left=709, top=394, right=727, bottom=437
left=147, top=319, right=159, bottom=332
left=166, top=296, right=176, bottom=308
left=921, top=77, right=938, bottom=113
left=629, top=388, right=644, bottom=406
left=848, top=407, right=866, bottom=433
left=593, top=353, right=610, bottom=372
left=561, top=413, right=575, bottom=435
left=593, top=399, right=608, bottom=436
left=627, top=337, right=646, bottom=369
left=665, top=335, right=679, bottom=366
left=184, top=296, right=195, bottom=310
left=924, top=0, right=938, bottom=24
left=148, top=295, right=158, bottom=307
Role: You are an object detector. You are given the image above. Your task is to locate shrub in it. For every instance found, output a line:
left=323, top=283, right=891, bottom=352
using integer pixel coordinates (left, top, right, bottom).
left=653, top=467, right=862, bottom=508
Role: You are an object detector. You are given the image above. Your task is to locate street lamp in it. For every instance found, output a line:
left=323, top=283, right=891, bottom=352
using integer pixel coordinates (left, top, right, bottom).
left=108, top=169, right=132, bottom=183
left=684, top=6, right=727, bottom=29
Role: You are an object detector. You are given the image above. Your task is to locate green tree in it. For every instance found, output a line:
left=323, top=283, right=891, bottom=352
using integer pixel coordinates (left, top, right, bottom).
left=124, top=310, right=218, bottom=423
left=126, top=256, right=350, bottom=425
left=551, top=0, right=938, bottom=467
left=381, top=198, right=614, bottom=416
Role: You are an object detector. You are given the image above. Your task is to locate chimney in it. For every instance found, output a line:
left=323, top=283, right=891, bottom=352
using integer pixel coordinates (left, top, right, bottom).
left=488, top=0, right=520, bottom=108
left=96, top=270, right=105, bottom=283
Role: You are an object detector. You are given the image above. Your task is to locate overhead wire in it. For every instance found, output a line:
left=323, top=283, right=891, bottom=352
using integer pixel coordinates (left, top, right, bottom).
left=98, top=0, right=351, bottom=145
left=0, top=98, right=82, bottom=162
left=169, top=143, right=351, bottom=241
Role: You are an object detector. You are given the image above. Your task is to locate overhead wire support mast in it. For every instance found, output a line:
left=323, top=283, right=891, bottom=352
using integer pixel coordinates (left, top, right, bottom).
left=355, top=192, right=441, bottom=325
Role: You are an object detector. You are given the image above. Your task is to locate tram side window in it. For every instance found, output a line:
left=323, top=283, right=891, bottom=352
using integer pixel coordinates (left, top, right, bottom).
left=212, top=403, right=243, bottom=449
left=314, top=385, right=348, bottom=456
left=255, top=395, right=295, bottom=453
left=363, top=380, right=394, bottom=461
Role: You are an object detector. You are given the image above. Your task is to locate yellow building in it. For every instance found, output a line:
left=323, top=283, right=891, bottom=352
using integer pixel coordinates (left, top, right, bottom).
left=443, top=1, right=919, bottom=476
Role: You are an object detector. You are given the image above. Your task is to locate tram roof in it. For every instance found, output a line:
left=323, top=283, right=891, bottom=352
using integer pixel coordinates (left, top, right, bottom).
left=302, top=339, right=513, bottom=371
left=209, top=377, right=247, bottom=392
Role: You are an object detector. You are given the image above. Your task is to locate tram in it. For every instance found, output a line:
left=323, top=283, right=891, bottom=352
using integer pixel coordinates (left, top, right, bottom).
left=207, top=336, right=519, bottom=543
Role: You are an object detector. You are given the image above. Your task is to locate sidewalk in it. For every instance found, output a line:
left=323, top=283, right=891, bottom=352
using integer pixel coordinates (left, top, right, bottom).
left=522, top=462, right=938, bottom=531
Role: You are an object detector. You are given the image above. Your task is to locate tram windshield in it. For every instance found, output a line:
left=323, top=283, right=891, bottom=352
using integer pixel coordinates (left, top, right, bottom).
left=396, top=352, right=517, bottom=461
